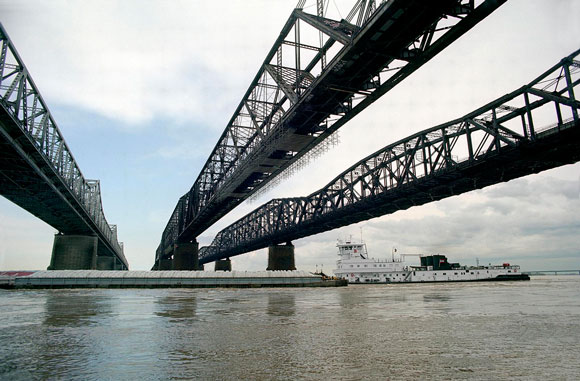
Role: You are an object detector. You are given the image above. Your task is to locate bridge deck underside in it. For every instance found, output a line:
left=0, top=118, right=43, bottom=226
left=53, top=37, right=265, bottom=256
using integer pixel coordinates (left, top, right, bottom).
left=175, top=0, right=497, bottom=247
left=201, top=123, right=580, bottom=263
left=0, top=109, right=123, bottom=261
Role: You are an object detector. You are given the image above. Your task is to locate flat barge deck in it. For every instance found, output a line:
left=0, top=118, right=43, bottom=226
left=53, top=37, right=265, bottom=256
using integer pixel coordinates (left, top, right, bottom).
left=1, top=270, right=347, bottom=289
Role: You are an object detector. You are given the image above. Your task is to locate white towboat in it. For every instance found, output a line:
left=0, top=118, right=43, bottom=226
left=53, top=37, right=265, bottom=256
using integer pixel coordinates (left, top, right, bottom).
left=333, top=239, right=529, bottom=283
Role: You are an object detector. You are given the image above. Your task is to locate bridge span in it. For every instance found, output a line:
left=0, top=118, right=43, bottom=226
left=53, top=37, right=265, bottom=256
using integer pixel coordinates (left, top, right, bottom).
left=199, top=49, right=580, bottom=264
left=155, top=0, right=507, bottom=269
left=0, top=24, right=128, bottom=270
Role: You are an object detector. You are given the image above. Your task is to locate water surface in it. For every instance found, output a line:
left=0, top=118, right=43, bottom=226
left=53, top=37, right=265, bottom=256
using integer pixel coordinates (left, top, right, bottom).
left=1, top=276, right=579, bottom=380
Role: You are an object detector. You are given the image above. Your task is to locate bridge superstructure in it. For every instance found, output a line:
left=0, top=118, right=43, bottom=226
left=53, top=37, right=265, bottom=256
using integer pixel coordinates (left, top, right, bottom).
left=156, top=0, right=507, bottom=268
left=199, top=49, right=580, bottom=263
left=524, top=270, right=580, bottom=276
left=0, top=24, right=128, bottom=270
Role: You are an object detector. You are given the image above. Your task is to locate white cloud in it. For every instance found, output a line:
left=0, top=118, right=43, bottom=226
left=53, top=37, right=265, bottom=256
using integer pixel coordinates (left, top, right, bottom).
left=2, top=0, right=294, bottom=127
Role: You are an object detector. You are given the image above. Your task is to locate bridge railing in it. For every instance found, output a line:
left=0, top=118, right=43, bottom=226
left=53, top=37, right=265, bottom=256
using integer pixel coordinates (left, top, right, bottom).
left=0, top=24, right=127, bottom=266
left=199, top=48, right=580, bottom=262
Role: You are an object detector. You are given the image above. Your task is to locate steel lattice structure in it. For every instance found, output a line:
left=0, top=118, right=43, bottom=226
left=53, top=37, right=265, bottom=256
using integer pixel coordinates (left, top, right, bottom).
left=0, top=24, right=128, bottom=268
left=156, top=0, right=507, bottom=264
left=199, top=49, right=580, bottom=263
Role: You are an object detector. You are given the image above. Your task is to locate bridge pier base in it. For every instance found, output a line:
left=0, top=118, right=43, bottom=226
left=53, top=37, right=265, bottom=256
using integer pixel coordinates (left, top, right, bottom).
left=158, top=258, right=173, bottom=270
left=48, top=234, right=98, bottom=270
left=97, top=256, right=115, bottom=270
left=113, top=257, right=123, bottom=270
left=173, top=241, right=200, bottom=270
left=267, top=242, right=296, bottom=271
left=214, top=258, right=232, bottom=271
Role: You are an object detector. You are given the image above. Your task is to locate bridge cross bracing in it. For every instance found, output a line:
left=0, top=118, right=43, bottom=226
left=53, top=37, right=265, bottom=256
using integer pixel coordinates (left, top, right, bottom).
left=156, top=0, right=508, bottom=265
left=199, top=49, right=580, bottom=263
left=0, top=24, right=128, bottom=269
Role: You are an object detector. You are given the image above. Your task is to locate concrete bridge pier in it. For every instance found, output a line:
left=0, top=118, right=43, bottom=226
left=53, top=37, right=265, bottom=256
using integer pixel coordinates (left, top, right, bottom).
left=97, top=256, right=115, bottom=270
left=48, top=234, right=98, bottom=270
left=113, top=257, right=123, bottom=270
left=158, top=258, right=173, bottom=270
left=214, top=258, right=232, bottom=271
left=97, top=256, right=124, bottom=270
left=173, top=241, right=200, bottom=270
left=267, top=242, right=296, bottom=271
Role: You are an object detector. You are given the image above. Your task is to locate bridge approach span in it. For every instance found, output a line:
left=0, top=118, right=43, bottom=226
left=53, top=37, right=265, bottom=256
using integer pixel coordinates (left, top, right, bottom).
left=156, top=0, right=507, bottom=265
left=199, top=49, right=580, bottom=263
left=0, top=24, right=128, bottom=269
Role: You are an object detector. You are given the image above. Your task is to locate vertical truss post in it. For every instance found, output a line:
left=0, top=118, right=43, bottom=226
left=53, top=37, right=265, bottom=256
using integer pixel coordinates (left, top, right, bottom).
left=442, top=129, right=451, bottom=166
left=421, top=138, right=429, bottom=173
left=365, top=1, right=376, bottom=24
left=465, top=123, right=474, bottom=161
left=492, top=108, right=501, bottom=152
left=563, top=62, right=578, bottom=122
left=520, top=113, right=528, bottom=140
left=0, top=39, right=7, bottom=88
left=523, top=92, right=536, bottom=141
left=39, top=115, right=48, bottom=151
left=294, top=18, right=301, bottom=96
left=14, top=70, right=26, bottom=117
left=277, top=46, right=282, bottom=74
left=317, top=0, right=326, bottom=70
left=357, top=0, right=368, bottom=27
left=28, top=94, right=38, bottom=133
left=555, top=102, right=563, bottom=130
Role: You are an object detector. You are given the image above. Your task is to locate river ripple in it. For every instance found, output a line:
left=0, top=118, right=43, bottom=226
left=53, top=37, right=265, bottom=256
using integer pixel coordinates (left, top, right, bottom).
left=1, top=276, right=579, bottom=380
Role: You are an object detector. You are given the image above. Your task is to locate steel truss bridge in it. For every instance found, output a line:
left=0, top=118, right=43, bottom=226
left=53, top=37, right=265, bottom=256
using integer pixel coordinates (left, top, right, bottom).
left=199, top=49, right=580, bottom=263
left=524, top=270, right=580, bottom=276
left=0, top=25, right=128, bottom=269
left=156, top=0, right=508, bottom=266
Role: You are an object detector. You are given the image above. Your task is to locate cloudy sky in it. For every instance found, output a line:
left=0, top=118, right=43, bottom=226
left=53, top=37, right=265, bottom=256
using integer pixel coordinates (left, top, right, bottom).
left=0, top=0, right=578, bottom=272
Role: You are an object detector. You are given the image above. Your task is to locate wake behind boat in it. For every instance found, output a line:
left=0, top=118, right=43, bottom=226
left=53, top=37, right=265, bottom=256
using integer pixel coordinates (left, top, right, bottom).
left=333, top=239, right=529, bottom=283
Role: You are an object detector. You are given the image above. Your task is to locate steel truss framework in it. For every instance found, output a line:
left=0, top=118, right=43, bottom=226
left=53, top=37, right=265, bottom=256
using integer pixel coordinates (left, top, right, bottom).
left=157, top=0, right=507, bottom=262
left=0, top=24, right=127, bottom=268
left=199, top=49, right=580, bottom=263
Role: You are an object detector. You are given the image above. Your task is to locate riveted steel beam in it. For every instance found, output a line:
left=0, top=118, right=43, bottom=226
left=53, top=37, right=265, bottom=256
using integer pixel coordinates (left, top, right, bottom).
left=0, top=24, right=127, bottom=268
left=157, top=1, right=509, bottom=265
left=199, top=49, right=580, bottom=263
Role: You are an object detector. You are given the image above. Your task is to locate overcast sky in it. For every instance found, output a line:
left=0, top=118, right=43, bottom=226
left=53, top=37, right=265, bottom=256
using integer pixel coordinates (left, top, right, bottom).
left=0, top=0, right=578, bottom=272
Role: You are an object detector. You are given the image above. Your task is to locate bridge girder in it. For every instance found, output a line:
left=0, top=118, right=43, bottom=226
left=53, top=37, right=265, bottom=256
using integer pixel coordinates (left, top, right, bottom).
left=199, top=49, right=580, bottom=263
left=156, top=0, right=508, bottom=264
left=0, top=24, right=127, bottom=269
